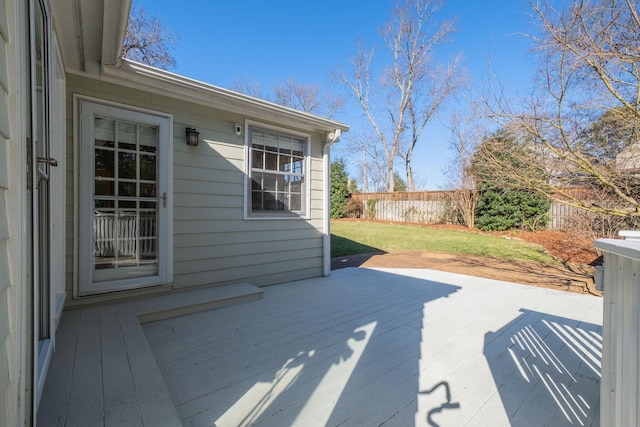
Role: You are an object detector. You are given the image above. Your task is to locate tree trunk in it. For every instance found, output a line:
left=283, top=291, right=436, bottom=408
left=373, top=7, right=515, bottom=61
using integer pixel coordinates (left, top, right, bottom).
left=405, top=156, right=415, bottom=191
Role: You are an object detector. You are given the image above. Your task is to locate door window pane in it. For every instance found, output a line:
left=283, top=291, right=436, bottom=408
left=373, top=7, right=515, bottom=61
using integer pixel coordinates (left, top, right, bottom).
left=118, top=181, right=136, bottom=197
left=95, top=118, right=115, bottom=147
left=118, top=151, right=137, bottom=179
left=140, top=183, right=156, bottom=198
left=95, top=149, right=114, bottom=177
left=140, top=154, right=156, bottom=181
left=95, top=199, right=114, bottom=209
left=139, top=124, right=158, bottom=151
left=120, top=200, right=137, bottom=209
left=118, top=121, right=137, bottom=150
left=95, top=179, right=114, bottom=196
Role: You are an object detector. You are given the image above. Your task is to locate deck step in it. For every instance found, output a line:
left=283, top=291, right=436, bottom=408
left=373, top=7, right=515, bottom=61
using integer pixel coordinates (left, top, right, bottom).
left=136, top=282, right=264, bottom=323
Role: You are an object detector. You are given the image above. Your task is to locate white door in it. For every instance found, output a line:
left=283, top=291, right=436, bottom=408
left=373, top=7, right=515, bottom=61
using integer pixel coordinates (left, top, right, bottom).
left=29, top=0, right=62, bottom=406
left=78, top=101, right=172, bottom=295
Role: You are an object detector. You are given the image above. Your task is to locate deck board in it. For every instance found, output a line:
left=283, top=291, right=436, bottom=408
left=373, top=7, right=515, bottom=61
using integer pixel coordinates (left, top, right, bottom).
left=64, top=310, right=104, bottom=426
left=118, top=312, right=180, bottom=427
left=100, top=312, right=143, bottom=426
left=35, top=310, right=81, bottom=426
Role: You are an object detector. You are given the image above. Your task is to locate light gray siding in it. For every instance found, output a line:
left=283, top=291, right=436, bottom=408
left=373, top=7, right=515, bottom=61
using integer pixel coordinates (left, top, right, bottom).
left=66, top=74, right=326, bottom=303
left=0, top=0, right=13, bottom=423
left=0, top=161, right=9, bottom=427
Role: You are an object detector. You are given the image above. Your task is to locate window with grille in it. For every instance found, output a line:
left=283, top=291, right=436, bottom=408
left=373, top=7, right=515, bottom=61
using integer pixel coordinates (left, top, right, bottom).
left=247, top=124, right=309, bottom=218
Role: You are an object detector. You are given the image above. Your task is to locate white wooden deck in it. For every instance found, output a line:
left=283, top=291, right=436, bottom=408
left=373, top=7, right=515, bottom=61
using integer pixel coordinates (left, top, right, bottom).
left=38, top=268, right=603, bottom=426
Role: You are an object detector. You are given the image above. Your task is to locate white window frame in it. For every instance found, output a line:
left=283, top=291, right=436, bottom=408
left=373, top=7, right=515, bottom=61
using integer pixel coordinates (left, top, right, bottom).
left=244, top=120, right=311, bottom=220
left=76, top=97, right=173, bottom=296
left=51, top=35, right=66, bottom=321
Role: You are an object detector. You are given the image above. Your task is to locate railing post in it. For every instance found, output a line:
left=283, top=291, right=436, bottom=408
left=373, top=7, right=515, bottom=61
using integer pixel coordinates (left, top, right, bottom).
left=594, top=235, right=640, bottom=427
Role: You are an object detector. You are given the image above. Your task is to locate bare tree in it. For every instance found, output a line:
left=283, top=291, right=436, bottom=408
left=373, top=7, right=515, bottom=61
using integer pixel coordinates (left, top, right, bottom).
left=122, top=4, right=178, bottom=70
left=233, top=76, right=344, bottom=119
left=337, top=43, right=401, bottom=190
left=480, top=0, right=640, bottom=219
left=273, top=78, right=344, bottom=119
left=387, top=1, right=466, bottom=190
left=232, top=78, right=264, bottom=99
left=337, top=0, right=462, bottom=191
left=443, top=113, right=481, bottom=228
left=335, top=128, right=390, bottom=192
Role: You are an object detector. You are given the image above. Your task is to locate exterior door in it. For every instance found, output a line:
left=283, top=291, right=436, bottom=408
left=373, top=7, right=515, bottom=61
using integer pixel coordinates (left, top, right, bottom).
left=30, top=0, right=55, bottom=406
left=78, top=101, right=172, bottom=295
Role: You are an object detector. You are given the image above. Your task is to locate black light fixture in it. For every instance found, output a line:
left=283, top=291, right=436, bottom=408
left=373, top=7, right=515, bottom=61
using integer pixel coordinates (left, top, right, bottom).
left=185, top=127, right=200, bottom=146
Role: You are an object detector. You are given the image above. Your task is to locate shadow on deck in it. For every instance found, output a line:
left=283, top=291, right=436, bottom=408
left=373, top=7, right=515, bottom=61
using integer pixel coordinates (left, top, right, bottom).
left=484, top=310, right=601, bottom=426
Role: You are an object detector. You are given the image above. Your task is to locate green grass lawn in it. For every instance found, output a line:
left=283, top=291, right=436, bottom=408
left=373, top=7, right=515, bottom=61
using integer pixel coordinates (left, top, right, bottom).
left=331, top=220, right=557, bottom=264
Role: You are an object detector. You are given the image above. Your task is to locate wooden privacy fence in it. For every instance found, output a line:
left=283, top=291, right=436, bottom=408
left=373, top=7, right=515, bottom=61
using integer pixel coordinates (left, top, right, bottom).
left=548, top=202, right=584, bottom=231
left=349, top=189, right=598, bottom=231
left=350, top=192, right=451, bottom=224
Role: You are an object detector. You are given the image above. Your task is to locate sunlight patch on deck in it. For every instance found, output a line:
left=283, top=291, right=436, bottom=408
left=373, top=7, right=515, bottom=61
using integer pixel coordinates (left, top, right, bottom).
left=216, top=352, right=306, bottom=426
left=215, top=322, right=377, bottom=427
left=293, top=322, right=376, bottom=426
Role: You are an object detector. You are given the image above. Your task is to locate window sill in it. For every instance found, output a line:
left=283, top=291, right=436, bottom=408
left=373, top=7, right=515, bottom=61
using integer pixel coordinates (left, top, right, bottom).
left=244, top=211, right=309, bottom=220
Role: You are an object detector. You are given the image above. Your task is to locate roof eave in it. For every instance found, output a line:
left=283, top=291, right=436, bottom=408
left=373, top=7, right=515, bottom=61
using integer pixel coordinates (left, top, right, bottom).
left=101, top=0, right=131, bottom=67
left=51, top=0, right=131, bottom=74
left=99, top=60, right=349, bottom=134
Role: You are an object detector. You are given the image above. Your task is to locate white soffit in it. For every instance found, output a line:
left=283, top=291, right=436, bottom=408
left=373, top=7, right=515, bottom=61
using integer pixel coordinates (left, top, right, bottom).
left=51, top=0, right=130, bottom=74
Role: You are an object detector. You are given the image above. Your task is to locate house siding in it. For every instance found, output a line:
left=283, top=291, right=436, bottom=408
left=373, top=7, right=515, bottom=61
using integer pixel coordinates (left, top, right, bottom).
left=0, top=0, right=11, bottom=418
left=1, top=0, right=24, bottom=424
left=66, top=74, right=326, bottom=303
left=0, top=171, right=10, bottom=425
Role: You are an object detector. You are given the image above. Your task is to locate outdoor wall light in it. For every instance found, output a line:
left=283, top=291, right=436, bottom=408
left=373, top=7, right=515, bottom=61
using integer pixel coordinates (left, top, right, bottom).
left=234, top=123, right=242, bottom=136
left=185, top=127, right=200, bottom=146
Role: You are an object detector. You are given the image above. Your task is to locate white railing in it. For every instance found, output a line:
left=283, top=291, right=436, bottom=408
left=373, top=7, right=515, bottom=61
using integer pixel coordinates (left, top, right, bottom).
left=594, top=232, right=640, bottom=427
left=93, top=212, right=156, bottom=258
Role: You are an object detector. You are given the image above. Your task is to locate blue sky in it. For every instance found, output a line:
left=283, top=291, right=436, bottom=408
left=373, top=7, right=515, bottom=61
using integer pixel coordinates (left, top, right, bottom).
left=138, top=0, right=540, bottom=190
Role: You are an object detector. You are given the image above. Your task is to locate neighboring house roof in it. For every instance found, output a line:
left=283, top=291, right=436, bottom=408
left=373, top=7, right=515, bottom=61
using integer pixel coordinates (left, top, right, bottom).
left=51, top=0, right=349, bottom=135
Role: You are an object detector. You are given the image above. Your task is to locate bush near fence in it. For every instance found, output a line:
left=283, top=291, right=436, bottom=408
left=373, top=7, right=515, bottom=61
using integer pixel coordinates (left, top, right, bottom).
left=349, top=188, right=613, bottom=231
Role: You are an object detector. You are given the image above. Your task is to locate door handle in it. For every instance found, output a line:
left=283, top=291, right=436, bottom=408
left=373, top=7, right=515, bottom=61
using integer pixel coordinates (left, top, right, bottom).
left=37, top=157, right=58, bottom=166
